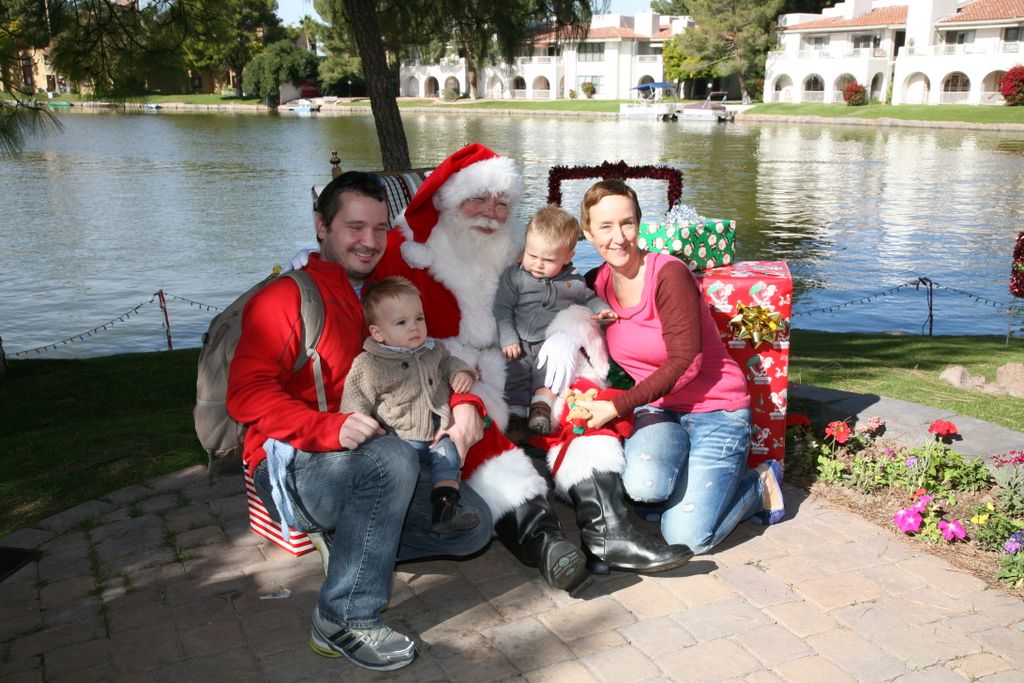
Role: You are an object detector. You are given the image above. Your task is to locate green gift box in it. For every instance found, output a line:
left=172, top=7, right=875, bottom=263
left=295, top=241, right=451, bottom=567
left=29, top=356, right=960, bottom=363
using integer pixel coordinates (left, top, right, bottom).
left=637, top=219, right=736, bottom=272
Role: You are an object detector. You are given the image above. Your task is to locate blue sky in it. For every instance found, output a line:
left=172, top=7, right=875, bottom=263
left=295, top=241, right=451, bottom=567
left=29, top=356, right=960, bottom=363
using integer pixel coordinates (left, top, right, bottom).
left=276, top=0, right=656, bottom=26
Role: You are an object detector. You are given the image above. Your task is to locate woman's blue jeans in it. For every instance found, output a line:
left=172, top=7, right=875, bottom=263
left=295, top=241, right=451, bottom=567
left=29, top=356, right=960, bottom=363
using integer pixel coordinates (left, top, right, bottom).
left=622, top=407, right=762, bottom=555
left=252, top=435, right=492, bottom=629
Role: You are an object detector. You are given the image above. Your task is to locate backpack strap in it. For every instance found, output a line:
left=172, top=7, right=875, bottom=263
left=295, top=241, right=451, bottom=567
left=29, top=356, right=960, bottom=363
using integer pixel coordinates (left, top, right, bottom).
left=283, top=270, right=328, bottom=412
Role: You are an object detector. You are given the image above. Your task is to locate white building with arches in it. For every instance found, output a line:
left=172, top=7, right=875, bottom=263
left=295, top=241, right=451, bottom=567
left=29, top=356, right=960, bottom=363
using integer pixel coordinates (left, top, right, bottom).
left=764, top=0, right=1024, bottom=105
left=399, top=11, right=694, bottom=101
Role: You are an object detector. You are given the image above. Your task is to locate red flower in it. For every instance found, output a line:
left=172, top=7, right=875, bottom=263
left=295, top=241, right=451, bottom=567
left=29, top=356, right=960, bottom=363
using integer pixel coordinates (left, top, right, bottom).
left=912, top=488, right=927, bottom=500
left=787, top=412, right=811, bottom=428
left=928, top=419, right=958, bottom=436
left=824, top=420, right=851, bottom=444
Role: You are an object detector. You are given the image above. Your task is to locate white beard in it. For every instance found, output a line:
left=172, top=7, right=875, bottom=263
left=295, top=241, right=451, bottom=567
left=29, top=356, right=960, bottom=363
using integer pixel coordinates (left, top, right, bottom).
left=421, top=210, right=522, bottom=429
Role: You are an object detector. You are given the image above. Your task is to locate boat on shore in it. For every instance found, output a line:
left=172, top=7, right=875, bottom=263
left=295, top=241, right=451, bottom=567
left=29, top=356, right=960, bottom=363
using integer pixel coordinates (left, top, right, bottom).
left=681, top=92, right=736, bottom=122
left=619, top=101, right=677, bottom=121
left=281, top=98, right=320, bottom=114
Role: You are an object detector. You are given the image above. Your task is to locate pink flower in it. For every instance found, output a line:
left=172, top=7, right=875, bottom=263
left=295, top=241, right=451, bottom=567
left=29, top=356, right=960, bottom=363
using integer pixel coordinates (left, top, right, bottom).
left=825, top=421, right=851, bottom=444
left=893, top=508, right=922, bottom=533
left=911, top=495, right=933, bottom=514
left=938, top=519, right=966, bottom=542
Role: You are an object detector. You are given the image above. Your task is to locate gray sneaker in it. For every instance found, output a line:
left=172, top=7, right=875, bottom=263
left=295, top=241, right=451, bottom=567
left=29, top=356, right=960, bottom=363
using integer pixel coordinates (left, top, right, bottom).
left=309, top=607, right=417, bottom=671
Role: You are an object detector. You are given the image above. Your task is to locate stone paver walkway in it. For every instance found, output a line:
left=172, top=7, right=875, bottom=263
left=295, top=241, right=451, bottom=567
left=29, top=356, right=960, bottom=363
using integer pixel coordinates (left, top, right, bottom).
left=2, top=389, right=1023, bottom=682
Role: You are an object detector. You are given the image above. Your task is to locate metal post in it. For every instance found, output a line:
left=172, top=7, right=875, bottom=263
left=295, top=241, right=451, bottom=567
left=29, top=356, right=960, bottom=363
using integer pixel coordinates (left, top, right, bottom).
left=157, top=290, right=173, bottom=351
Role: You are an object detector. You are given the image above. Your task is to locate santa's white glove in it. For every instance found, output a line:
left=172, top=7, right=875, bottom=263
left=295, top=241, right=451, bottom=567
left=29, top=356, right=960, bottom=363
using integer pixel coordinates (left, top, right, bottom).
left=537, top=332, right=581, bottom=395
left=280, top=248, right=317, bottom=273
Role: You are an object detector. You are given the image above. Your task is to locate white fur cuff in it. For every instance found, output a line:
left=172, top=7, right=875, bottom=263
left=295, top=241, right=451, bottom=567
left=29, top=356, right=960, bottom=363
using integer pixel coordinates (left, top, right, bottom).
left=466, top=447, right=550, bottom=522
left=548, top=435, right=625, bottom=498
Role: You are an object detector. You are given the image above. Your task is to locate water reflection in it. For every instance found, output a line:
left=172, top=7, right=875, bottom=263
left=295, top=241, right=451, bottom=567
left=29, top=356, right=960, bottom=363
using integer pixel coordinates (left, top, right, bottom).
left=1, top=112, right=1021, bottom=357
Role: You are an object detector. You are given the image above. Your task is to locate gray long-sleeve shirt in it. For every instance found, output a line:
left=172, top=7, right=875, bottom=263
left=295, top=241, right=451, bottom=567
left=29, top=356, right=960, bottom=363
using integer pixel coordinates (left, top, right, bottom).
left=493, top=264, right=608, bottom=347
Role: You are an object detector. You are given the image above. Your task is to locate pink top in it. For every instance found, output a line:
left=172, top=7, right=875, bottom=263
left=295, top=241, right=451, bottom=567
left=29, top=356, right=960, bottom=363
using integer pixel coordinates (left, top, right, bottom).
left=594, top=252, right=749, bottom=414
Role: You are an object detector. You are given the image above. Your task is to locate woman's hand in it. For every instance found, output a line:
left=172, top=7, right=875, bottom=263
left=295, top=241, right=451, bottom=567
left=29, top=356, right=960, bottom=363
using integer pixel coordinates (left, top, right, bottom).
left=575, top=399, right=618, bottom=430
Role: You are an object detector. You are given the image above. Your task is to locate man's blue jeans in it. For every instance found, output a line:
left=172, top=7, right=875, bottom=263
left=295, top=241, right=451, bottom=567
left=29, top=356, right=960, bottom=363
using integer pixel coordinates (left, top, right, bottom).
left=622, top=407, right=762, bottom=555
left=252, top=435, right=493, bottom=629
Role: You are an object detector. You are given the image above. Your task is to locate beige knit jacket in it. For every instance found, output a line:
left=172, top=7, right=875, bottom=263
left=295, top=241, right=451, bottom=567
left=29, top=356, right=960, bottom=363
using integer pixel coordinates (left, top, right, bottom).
left=340, top=338, right=476, bottom=442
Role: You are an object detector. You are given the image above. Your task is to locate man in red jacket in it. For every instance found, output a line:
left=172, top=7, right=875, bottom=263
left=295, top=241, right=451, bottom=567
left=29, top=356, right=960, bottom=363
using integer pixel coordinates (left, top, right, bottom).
left=227, top=172, right=492, bottom=672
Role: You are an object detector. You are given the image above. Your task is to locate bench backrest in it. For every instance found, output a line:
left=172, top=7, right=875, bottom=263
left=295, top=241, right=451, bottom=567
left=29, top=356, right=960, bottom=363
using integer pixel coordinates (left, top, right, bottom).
left=312, top=168, right=432, bottom=227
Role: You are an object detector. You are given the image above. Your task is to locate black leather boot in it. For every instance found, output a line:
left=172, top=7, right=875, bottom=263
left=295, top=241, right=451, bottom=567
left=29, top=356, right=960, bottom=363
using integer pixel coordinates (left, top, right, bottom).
left=569, top=470, right=693, bottom=575
left=494, top=495, right=592, bottom=597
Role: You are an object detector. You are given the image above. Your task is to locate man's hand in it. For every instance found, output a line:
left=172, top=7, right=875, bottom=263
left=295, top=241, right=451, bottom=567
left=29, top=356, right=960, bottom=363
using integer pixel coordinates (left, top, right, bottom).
left=339, top=413, right=384, bottom=450
left=537, top=332, right=580, bottom=394
left=437, top=402, right=484, bottom=464
left=575, top=399, right=618, bottom=430
left=450, top=370, right=475, bottom=394
left=280, top=248, right=318, bottom=273
left=502, top=342, right=522, bottom=360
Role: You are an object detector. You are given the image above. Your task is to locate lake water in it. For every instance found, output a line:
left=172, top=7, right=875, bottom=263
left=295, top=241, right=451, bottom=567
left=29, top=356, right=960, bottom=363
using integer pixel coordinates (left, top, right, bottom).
left=2, top=109, right=1023, bottom=359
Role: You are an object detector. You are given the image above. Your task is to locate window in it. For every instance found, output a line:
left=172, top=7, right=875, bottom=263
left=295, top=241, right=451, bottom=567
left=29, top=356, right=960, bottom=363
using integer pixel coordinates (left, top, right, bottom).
left=577, top=75, right=603, bottom=89
left=805, top=35, right=829, bottom=49
left=1006, top=27, right=1020, bottom=43
left=852, top=34, right=880, bottom=49
left=943, top=72, right=969, bottom=92
left=578, top=42, right=605, bottom=62
left=944, top=30, right=975, bottom=45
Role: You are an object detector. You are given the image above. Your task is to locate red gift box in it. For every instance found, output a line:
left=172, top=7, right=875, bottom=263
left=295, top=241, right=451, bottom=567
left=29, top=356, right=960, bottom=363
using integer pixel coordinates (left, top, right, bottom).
left=698, top=261, right=792, bottom=467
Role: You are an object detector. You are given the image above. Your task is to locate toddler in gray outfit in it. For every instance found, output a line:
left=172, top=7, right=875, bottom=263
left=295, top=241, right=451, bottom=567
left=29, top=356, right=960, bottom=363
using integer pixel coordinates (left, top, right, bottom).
left=493, top=206, right=614, bottom=435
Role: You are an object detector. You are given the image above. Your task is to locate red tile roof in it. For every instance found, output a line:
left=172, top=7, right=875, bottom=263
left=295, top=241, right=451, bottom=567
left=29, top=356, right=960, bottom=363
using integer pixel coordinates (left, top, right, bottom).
left=784, top=5, right=908, bottom=31
left=939, top=0, right=1024, bottom=23
left=534, top=25, right=674, bottom=41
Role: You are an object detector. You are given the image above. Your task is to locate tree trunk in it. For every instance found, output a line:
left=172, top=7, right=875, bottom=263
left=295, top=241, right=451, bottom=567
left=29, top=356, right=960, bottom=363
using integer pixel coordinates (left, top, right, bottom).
left=342, top=0, right=410, bottom=170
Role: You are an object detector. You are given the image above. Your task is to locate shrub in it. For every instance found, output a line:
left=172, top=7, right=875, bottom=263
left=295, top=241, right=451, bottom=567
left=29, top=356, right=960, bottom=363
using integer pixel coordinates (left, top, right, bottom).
left=442, top=87, right=459, bottom=101
left=568, top=89, right=577, bottom=99
left=842, top=81, right=867, bottom=106
left=998, top=65, right=1024, bottom=106
left=580, top=81, right=595, bottom=98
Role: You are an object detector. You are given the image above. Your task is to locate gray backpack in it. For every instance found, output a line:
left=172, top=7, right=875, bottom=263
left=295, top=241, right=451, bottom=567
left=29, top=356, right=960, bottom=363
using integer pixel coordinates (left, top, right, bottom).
left=194, top=270, right=326, bottom=466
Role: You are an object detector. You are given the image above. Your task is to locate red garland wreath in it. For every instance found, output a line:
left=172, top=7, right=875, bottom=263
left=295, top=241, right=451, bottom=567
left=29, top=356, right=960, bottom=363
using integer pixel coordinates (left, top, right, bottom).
left=1011, top=231, right=1024, bottom=299
left=547, top=161, right=683, bottom=209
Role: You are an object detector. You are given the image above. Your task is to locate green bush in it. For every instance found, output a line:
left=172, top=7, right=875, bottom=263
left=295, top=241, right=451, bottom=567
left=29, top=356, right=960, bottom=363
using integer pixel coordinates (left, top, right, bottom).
left=442, top=87, right=459, bottom=101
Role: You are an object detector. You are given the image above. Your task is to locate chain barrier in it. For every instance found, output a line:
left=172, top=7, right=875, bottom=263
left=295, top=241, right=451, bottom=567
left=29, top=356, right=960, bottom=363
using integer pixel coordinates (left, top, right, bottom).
left=7, top=280, right=1023, bottom=357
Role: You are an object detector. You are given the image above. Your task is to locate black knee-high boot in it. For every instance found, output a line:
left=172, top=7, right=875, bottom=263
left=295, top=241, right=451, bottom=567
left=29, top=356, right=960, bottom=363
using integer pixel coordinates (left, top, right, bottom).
left=494, top=495, right=592, bottom=597
left=569, top=470, right=693, bottom=574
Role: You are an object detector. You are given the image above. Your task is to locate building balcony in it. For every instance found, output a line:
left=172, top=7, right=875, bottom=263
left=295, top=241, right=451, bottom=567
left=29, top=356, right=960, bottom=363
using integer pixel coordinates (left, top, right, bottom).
left=515, top=56, right=562, bottom=65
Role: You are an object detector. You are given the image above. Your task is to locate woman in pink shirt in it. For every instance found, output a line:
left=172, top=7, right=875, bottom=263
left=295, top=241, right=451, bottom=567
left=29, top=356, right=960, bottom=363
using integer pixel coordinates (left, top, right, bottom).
left=577, top=180, right=785, bottom=554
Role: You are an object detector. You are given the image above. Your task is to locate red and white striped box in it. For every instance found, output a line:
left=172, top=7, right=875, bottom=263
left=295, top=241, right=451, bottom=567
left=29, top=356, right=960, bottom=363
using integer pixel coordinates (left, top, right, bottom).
left=244, top=472, right=315, bottom=556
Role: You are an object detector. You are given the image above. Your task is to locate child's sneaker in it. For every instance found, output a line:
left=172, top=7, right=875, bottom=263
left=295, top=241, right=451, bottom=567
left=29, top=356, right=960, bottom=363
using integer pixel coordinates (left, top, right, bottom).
left=752, top=460, right=785, bottom=525
left=527, top=401, right=552, bottom=435
left=431, top=488, right=480, bottom=534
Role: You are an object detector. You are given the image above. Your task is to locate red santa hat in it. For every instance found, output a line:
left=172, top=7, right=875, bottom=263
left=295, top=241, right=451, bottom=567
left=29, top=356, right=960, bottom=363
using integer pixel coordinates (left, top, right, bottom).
left=397, top=143, right=525, bottom=248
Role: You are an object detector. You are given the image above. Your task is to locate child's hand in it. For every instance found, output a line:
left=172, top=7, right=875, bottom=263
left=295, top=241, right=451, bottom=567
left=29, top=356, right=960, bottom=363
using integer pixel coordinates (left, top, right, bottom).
left=450, top=370, right=475, bottom=394
left=502, top=342, right=522, bottom=360
left=592, top=309, right=617, bottom=323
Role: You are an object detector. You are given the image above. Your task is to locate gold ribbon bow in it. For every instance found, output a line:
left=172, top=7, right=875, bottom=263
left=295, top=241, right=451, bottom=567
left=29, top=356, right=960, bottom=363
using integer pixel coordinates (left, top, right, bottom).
left=729, top=304, right=787, bottom=348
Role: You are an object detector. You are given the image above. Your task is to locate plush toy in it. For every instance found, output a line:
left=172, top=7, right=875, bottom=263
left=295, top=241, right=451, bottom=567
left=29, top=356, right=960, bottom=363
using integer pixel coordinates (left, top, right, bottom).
left=562, top=387, right=599, bottom=435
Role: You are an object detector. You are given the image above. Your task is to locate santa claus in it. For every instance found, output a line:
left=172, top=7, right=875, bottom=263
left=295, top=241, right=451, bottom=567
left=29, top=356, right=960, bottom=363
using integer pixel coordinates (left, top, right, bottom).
left=365, top=144, right=692, bottom=591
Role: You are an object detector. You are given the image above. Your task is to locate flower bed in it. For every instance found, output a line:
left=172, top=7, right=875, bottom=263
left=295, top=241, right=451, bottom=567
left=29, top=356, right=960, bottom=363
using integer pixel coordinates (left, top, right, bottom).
left=785, top=412, right=1024, bottom=593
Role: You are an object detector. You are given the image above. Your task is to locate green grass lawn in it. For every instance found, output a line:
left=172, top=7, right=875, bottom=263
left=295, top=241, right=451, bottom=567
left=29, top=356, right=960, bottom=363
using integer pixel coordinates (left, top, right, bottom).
left=745, top=102, right=1024, bottom=124
left=2, top=332, right=1021, bottom=538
